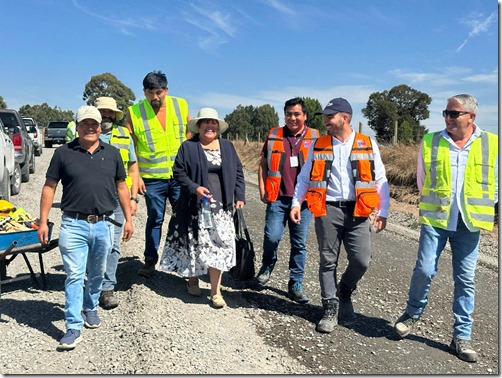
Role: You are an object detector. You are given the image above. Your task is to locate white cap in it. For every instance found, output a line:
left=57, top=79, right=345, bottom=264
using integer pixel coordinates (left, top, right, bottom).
left=76, top=106, right=102, bottom=123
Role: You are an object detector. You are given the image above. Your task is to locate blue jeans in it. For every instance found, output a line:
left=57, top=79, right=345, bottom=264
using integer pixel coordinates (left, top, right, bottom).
left=143, top=178, right=180, bottom=263
left=405, top=216, right=480, bottom=340
left=102, top=204, right=124, bottom=291
left=59, top=215, right=113, bottom=331
left=262, top=197, right=312, bottom=283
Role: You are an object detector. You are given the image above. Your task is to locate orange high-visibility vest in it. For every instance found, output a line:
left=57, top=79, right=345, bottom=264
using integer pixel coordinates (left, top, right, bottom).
left=265, top=126, right=319, bottom=202
left=306, top=133, right=379, bottom=217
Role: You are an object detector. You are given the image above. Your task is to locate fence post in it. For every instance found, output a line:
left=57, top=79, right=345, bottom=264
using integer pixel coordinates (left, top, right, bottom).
left=358, top=122, right=363, bottom=133
left=393, top=120, right=398, bottom=146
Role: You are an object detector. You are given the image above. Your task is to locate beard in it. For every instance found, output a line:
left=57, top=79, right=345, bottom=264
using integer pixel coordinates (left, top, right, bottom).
left=101, top=120, right=113, bottom=131
left=150, top=99, right=161, bottom=109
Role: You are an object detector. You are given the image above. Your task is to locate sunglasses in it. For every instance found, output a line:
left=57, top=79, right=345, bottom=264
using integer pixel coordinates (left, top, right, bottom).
left=442, top=110, right=471, bottom=119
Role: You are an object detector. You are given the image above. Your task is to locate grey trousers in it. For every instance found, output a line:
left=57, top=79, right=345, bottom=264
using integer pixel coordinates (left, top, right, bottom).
left=314, top=203, right=371, bottom=301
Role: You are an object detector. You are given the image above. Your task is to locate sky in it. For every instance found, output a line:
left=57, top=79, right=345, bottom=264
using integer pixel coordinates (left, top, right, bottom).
left=1, top=0, right=498, bottom=136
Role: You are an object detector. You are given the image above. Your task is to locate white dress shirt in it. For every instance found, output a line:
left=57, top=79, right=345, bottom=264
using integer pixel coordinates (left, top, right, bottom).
left=292, top=130, right=390, bottom=218
left=417, top=124, right=498, bottom=232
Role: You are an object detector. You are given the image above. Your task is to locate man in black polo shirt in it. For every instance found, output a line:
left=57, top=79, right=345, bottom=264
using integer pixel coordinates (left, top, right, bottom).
left=37, top=105, right=134, bottom=351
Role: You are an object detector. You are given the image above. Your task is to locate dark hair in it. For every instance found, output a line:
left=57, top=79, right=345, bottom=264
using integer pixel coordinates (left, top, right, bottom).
left=143, top=71, right=168, bottom=90
left=284, top=97, right=307, bottom=115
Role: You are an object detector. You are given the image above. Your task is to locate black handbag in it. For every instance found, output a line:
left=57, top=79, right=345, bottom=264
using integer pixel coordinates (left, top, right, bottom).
left=230, top=208, right=255, bottom=281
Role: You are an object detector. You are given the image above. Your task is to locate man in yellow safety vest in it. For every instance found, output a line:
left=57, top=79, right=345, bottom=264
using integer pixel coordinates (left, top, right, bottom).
left=124, top=71, right=191, bottom=278
left=394, top=94, right=498, bottom=363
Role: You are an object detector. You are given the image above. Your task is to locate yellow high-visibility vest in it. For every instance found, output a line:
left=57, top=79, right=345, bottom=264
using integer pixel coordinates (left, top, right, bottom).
left=419, top=131, right=498, bottom=231
left=110, top=125, right=133, bottom=189
left=129, top=96, right=188, bottom=179
left=66, top=121, right=77, bottom=142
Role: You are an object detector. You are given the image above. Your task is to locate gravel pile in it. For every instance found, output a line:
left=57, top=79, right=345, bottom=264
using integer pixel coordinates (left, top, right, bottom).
left=0, top=149, right=498, bottom=374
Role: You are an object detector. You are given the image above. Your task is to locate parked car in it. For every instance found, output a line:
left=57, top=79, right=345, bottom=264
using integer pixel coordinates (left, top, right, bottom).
left=23, top=117, right=43, bottom=156
left=44, top=121, right=69, bottom=148
left=0, top=118, right=21, bottom=200
left=0, top=109, right=35, bottom=183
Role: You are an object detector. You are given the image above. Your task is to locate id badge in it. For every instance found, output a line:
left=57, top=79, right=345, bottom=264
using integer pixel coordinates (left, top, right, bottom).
left=290, top=156, right=299, bottom=167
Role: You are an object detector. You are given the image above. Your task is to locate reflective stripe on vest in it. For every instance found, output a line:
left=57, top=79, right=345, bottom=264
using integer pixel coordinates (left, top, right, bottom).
left=264, top=126, right=319, bottom=202
left=418, top=131, right=497, bottom=230
left=306, top=135, right=335, bottom=216
left=66, top=121, right=77, bottom=143
left=110, top=125, right=133, bottom=190
left=307, top=133, right=379, bottom=217
left=129, top=97, right=188, bottom=179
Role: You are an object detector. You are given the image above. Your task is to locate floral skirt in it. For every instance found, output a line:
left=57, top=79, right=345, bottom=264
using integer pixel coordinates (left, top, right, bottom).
left=159, top=207, right=236, bottom=277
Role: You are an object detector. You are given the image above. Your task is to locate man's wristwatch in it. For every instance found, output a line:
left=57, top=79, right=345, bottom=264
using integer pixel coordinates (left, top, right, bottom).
left=130, top=196, right=139, bottom=203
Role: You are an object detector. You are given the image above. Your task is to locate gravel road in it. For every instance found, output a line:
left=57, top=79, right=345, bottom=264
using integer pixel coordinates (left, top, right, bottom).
left=0, top=146, right=498, bottom=374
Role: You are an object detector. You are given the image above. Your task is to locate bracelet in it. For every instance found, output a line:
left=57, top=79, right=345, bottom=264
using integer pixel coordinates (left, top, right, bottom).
left=130, top=197, right=139, bottom=203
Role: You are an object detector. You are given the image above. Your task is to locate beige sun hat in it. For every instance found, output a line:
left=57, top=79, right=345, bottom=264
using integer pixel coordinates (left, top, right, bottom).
left=76, top=105, right=102, bottom=123
left=94, top=96, right=124, bottom=121
left=187, top=108, right=229, bottom=135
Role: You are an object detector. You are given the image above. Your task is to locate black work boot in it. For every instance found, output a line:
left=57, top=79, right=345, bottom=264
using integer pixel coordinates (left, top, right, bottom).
left=316, top=299, right=338, bottom=333
left=138, top=257, right=156, bottom=278
left=337, top=285, right=355, bottom=324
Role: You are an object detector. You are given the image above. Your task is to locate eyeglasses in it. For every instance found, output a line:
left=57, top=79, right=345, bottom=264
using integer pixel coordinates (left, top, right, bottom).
left=442, top=110, right=471, bottom=119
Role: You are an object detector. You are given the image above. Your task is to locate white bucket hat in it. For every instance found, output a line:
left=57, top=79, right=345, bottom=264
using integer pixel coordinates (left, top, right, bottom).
left=187, top=108, right=229, bottom=135
left=76, top=106, right=102, bottom=123
left=94, top=96, right=124, bottom=121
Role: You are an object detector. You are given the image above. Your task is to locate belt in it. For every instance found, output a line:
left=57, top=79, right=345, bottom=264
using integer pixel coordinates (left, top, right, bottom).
left=63, top=211, right=113, bottom=223
left=326, top=201, right=356, bottom=208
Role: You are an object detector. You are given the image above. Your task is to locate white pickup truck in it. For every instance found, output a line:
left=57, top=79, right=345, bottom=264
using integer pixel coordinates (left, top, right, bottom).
left=0, top=118, right=21, bottom=200
left=23, top=117, right=43, bottom=156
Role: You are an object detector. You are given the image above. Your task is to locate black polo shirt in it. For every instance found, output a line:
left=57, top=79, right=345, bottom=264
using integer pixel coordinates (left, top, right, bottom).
left=46, top=139, right=126, bottom=215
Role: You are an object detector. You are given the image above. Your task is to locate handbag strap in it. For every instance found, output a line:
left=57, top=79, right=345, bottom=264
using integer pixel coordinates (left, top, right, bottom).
left=236, top=208, right=252, bottom=241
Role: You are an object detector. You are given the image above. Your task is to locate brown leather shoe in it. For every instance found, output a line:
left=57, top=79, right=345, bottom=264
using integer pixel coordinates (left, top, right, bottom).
left=187, top=282, right=202, bottom=297
left=99, top=290, right=119, bottom=310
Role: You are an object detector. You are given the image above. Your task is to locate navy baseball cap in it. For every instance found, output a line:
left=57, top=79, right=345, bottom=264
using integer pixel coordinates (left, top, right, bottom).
left=315, top=97, right=353, bottom=115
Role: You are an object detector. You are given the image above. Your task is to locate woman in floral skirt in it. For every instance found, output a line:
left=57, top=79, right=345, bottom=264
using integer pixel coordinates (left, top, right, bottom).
left=159, top=108, right=245, bottom=308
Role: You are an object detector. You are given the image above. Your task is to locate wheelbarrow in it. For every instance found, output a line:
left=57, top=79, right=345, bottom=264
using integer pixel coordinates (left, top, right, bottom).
left=0, top=222, right=58, bottom=293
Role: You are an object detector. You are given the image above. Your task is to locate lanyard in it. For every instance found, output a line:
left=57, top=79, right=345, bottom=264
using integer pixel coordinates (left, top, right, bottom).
left=286, top=127, right=307, bottom=156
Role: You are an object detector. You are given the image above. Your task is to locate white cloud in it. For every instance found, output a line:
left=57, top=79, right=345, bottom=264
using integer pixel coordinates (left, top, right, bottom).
left=72, top=0, right=160, bottom=36
left=462, top=72, right=498, bottom=84
left=263, top=0, right=295, bottom=16
left=456, top=11, right=496, bottom=52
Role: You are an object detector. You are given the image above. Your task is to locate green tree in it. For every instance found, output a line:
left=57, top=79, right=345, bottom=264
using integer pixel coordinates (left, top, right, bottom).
left=18, top=103, right=73, bottom=128
left=398, top=119, right=414, bottom=144
left=252, top=104, right=279, bottom=142
left=82, top=73, right=136, bottom=116
left=362, top=84, right=431, bottom=143
left=0, top=96, right=6, bottom=109
left=224, top=105, right=254, bottom=141
left=302, top=97, right=325, bottom=134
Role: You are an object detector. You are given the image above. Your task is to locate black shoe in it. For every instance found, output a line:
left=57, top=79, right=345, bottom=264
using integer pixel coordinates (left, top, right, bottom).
left=450, top=338, right=478, bottom=363
left=254, top=265, right=273, bottom=287
left=338, top=296, right=355, bottom=324
left=287, top=281, right=309, bottom=304
left=138, top=260, right=156, bottom=278
left=394, top=312, right=419, bottom=338
left=316, top=299, right=338, bottom=333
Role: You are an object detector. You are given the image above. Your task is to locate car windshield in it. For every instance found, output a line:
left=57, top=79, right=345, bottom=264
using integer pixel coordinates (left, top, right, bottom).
left=23, top=119, right=35, bottom=126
